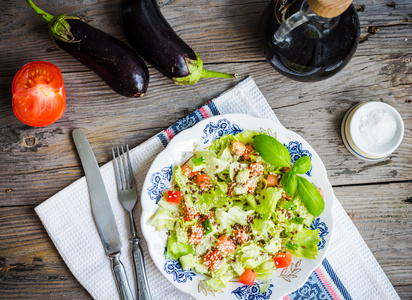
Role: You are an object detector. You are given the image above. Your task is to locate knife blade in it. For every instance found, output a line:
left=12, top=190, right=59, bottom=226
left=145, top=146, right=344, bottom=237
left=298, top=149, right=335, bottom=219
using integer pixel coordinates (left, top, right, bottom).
left=72, top=129, right=134, bottom=300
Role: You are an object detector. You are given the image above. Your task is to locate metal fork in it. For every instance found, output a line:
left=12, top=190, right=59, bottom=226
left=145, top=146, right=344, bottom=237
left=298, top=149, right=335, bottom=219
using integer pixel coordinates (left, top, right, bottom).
left=112, top=145, right=152, bottom=300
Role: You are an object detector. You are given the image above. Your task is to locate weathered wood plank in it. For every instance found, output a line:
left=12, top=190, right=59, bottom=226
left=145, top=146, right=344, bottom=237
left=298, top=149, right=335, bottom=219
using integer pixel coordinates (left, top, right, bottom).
left=0, top=0, right=410, bottom=76
left=334, top=183, right=412, bottom=299
left=0, top=183, right=410, bottom=298
left=0, top=206, right=91, bottom=299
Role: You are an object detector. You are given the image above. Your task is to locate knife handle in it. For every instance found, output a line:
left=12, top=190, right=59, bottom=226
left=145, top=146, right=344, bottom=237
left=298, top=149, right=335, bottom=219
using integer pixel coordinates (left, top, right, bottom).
left=131, top=238, right=152, bottom=300
left=110, top=253, right=135, bottom=300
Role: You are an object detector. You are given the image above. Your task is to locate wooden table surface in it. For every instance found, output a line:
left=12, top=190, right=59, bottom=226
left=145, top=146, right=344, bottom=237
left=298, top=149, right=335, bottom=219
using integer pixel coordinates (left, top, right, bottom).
left=0, top=0, right=411, bottom=298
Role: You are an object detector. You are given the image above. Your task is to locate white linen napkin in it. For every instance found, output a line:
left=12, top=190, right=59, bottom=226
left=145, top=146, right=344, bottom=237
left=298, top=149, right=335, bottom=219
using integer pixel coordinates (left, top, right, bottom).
left=35, top=77, right=399, bottom=300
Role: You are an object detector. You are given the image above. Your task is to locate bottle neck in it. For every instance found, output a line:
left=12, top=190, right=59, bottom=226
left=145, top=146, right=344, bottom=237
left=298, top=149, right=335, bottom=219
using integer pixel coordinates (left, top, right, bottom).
left=273, top=0, right=338, bottom=44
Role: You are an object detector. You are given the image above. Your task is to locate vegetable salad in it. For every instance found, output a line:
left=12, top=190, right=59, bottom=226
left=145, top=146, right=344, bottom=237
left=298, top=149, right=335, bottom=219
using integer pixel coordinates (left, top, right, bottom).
left=150, top=131, right=322, bottom=291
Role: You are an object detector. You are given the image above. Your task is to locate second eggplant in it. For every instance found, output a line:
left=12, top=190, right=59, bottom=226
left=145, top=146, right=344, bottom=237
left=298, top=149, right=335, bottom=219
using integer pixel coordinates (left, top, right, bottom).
left=119, top=0, right=237, bottom=85
left=27, top=0, right=149, bottom=97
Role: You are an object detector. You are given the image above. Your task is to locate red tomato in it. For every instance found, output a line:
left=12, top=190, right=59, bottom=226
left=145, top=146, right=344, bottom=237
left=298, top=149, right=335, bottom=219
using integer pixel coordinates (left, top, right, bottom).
left=267, top=173, right=280, bottom=187
left=233, top=229, right=249, bottom=245
left=195, top=174, right=211, bottom=190
left=203, top=250, right=221, bottom=271
left=188, top=224, right=204, bottom=244
left=231, top=141, right=246, bottom=156
left=12, top=61, right=66, bottom=127
left=216, top=234, right=236, bottom=255
left=239, top=268, right=256, bottom=285
left=250, top=162, right=264, bottom=177
left=243, top=144, right=254, bottom=160
left=274, top=252, right=293, bottom=268
left=181, top=164, right=193, bottom=177
left=245, top=180, right=257, bottom=194
left=183, top=205, right=199, bottom=222
left=167, top=190, right=181, bottom=204
left=318, top=188, right=324, bottom=198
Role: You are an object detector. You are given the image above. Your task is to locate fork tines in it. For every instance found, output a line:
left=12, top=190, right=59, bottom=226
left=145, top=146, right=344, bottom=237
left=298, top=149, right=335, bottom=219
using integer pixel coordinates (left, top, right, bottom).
left=112, top=145, right=134, bottom=191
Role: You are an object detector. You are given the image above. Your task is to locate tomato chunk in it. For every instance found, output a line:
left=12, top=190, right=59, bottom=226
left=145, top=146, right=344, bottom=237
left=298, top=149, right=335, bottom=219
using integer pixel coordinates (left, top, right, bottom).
left=243, top=144, right=254, bottom=160
left=274, top=252, right=293, bottom=268
left=231, top=141, right=246, bottom=156
left=188, top=224, right=204, bottom=244
left=181, top=164, right=193, bottom=177
left=203, top=250, right=221, bottom=271
left=245, top=180, right=257, bottom=194
left=195, top=174, right=211, bottom=190
left=167, top=190, right=181, bottom=204
left=233, top=229, right=249, bottom=245
left=228, top=182, right=236, bottom=196
left=239, top=268, right=256, bottom=285
left=267, top=173, right=280, bottom=187
left=318, top=188, right=324, bottom=198
left=183, top=205, right=199, bottom=222
left=12, top=61, right=66, bottom=127
left=281, top=191, right=292, bottom=200
left=250, top=162, right=264, bottom=177
left=216, top=234, right=236, bottom=255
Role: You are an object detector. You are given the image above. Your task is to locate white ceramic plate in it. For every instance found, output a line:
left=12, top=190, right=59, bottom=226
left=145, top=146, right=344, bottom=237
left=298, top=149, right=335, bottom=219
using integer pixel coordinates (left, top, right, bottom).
left=141, top=114, right=334, bottom=299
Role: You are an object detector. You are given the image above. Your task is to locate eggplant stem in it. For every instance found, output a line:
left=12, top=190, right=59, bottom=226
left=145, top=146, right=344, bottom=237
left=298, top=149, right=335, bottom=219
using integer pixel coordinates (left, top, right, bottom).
left=26, top=0, right=54, bottom=23
left=200, top=68, right=238, bottom=79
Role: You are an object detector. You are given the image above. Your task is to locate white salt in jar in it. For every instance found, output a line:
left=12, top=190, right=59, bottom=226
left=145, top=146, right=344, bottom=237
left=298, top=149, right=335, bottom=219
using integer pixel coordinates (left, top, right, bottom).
left=341, top=102, right=404, bottom=160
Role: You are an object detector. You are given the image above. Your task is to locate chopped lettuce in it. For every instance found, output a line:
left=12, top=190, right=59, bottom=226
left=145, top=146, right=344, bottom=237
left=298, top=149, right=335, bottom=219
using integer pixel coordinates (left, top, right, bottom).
left=236, top=243, right=271, bottom=269
left=150, top=207, right=175, bottom=231
left=205, top=259, right=233, bottom=291
left=166, top=235, right=194, bottom=260
left=288, top=228, right=321, bottom=259
left=235, top=130, right=259, bottom=145
left=255, top=187, right=283, bottom=219
left=209, top=134, right=236, bottom=153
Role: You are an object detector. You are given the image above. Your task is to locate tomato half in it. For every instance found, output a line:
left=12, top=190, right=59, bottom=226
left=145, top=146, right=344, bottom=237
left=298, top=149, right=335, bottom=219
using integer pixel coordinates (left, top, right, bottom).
left=239, top=268, right=256, bottom=285
left=274, top=252, right=293, bottom=268
left=12, top=61, right=66, bottom=127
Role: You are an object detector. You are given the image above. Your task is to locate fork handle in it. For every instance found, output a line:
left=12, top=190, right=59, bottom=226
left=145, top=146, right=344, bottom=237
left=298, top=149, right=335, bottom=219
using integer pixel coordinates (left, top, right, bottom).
left=131, top=237, right=152, bottom=300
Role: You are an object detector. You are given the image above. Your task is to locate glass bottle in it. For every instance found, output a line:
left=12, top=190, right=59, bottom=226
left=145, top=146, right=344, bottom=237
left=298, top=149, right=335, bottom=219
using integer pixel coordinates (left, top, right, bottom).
left=261, top=0, right=360, bottom=82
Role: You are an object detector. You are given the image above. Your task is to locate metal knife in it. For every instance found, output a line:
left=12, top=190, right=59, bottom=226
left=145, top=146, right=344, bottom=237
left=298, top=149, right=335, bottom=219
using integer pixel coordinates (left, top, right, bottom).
left=73, top=129, right=134, bottom=300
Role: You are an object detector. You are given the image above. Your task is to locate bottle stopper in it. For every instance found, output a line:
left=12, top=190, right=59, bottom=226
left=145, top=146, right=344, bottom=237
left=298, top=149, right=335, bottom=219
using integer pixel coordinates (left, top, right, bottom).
left=307, top=0, right=353, bottom=18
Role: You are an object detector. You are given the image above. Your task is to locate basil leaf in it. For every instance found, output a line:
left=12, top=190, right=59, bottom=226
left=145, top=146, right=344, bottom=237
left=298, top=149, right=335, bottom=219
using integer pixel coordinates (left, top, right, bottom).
left=253, top=135, right=290, bottom=168
left=297, top=177, right=325, bottom=217
left=292, top=156, right=311, bottom=174
left=280, top=171, right=297, bottom=197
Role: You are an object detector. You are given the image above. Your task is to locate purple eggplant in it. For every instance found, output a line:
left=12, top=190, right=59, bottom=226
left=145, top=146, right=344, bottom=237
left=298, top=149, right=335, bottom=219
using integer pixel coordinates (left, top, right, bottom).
left=119, top=0, right=237, bottom=85
left=27, top=0, right=149, bottom=97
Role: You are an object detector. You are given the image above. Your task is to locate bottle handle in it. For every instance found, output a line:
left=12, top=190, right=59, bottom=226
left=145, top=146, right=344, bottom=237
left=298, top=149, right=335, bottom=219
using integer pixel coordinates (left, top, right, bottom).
left=274, top=0, right=329, bottom=44
left=273, top=9, right=309, bottom=43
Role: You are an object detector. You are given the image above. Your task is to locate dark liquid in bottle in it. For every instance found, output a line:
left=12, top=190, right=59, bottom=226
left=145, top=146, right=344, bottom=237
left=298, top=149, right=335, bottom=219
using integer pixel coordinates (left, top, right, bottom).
left=261, top=0, right=360, bottom=82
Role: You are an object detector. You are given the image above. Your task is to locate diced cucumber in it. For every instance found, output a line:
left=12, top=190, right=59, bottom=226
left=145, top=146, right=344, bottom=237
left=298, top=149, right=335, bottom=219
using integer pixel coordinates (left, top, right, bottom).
left=304, top=213, right=315, bottom=227
left=179, top=254, right=195, bottom=270
left=203, top=219, right=213, bottom=234
left=234, top=186, right=248, bottom=195
left=236, top=168, right=249, bottom=184
left=188, top=157, right=205, bottom=172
